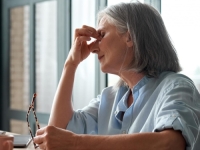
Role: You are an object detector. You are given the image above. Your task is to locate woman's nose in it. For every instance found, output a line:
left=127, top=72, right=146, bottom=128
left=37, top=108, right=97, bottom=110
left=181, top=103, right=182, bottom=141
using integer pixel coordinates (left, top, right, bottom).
left=89, top=39, right=100, bottom=53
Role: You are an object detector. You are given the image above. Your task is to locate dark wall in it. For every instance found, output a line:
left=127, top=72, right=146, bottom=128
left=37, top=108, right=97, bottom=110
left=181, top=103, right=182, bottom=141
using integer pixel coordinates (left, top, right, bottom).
left=0, top=0, right=2, bottom=129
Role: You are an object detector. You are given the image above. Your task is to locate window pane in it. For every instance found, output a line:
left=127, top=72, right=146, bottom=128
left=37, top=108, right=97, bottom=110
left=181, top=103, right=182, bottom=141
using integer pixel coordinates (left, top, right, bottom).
left=108, top=0, right=144, bottom=5
left=10, top=119, right=29, bottom=134
left=161, top=0, right=200, bottom=92
left=108, top=75, right=119, bottom=87
left=9, top=6, right=30, bottom=111
left=72, top=0, right=96, bottom=109
left=35, top=1, right=57, bottom=113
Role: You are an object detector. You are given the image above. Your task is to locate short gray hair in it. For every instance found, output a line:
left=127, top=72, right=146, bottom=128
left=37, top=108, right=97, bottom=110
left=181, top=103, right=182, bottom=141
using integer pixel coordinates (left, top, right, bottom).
left=97, top=2, right=181, bottom=82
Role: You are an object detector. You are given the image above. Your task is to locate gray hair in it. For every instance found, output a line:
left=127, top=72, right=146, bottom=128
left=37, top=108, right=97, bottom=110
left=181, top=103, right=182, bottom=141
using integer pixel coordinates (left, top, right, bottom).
left=97, top=2, right=181, bottom=86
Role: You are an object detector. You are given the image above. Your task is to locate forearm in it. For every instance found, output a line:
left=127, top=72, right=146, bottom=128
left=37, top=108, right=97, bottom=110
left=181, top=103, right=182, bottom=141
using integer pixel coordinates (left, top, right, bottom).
left=48, top=62, right=77, bottom=129
left=76, top=130, right=185, bottom=150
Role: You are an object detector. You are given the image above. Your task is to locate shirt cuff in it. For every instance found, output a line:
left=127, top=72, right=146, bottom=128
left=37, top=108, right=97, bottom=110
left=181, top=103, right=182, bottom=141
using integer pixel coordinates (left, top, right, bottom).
left=153, top=115, right=195, bottom=148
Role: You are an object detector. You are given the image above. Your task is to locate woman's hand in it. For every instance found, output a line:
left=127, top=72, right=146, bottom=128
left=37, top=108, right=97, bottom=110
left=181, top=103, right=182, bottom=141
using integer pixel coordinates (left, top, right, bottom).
left=66, top=25, right=99, bottom=67
left=34, top=126, right=78, bottom=150
left=3, top=140, right=13, bottom=150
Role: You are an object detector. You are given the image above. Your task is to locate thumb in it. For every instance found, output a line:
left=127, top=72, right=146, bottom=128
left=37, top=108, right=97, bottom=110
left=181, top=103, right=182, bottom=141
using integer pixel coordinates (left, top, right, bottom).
left=36, top=126, right=46, bottom=136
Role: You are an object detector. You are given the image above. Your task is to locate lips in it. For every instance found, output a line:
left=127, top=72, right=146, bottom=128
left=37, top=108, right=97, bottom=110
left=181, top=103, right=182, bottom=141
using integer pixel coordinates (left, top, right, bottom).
left=98, top=55, right=104, bottom=60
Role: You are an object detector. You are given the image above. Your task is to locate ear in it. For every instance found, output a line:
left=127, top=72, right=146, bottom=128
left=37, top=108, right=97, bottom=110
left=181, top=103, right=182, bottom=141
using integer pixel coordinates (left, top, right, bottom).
left=124, top=32, right=133, bottom=47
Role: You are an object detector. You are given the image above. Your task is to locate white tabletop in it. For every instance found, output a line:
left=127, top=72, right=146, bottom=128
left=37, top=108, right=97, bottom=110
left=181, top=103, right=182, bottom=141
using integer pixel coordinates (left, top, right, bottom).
left=1, top=131, right=40, bottom=150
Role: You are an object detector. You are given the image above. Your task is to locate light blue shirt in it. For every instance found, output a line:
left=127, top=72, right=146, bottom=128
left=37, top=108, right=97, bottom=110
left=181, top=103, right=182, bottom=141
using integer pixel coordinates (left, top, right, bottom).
left=67, top=71, right=200, bottom=150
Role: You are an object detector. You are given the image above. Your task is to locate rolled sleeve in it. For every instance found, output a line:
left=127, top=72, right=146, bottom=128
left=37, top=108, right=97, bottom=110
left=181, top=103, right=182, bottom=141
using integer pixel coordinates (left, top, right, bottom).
left=154, top=80, right=200, bottom=150
left=67, top=110, right=98, bottom=134
left=67, top=96, right=100, bottom=134
left=154, top=114, right=195, bottom=148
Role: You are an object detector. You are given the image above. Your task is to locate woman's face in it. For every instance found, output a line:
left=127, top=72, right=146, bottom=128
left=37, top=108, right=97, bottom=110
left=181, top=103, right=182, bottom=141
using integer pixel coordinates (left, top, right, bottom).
left=92, top=17, right=132, bottom=75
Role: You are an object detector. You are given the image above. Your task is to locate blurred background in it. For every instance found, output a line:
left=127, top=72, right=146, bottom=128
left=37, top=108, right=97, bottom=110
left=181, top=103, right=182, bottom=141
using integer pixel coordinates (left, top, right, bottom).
left=0, top=0, right=199, bottom=134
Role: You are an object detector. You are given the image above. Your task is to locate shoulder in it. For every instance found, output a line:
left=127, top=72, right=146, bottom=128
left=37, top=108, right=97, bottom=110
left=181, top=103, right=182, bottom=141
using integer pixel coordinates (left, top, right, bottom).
left=146, top=71, right=200, bottom=105
left=155, top=71, right=196, bottom=92
left=162, top=72, right=193, bottom=84
left=153, top=72, right=200, bottom=105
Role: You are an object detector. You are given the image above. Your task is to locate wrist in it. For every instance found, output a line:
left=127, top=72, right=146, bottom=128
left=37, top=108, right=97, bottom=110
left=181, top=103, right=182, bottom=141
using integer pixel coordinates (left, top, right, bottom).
left=64, top=60, right=79, bottom=70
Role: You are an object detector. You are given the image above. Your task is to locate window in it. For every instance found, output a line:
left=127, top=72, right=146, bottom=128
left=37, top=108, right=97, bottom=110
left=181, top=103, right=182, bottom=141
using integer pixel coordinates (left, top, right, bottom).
left=1, top=0, right=65, bottom=134
left=9, top=6, right=30, bottom=111
left=72, top=0, right=96, bottom=110
left=35, top=1, right=57, bottom=113
left=161, top=0, right=200, bottom=92
left=1, top=0, right=106, bottom=133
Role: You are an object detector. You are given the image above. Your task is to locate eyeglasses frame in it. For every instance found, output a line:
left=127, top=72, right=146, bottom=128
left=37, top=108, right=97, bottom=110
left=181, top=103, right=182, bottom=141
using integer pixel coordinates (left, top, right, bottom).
left=26, top=93, right=40, bottom=149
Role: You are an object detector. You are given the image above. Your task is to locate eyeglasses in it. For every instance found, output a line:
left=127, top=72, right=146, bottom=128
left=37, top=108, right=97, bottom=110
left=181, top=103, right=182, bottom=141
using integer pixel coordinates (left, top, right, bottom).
left=27, top=93, right=40, bottom=149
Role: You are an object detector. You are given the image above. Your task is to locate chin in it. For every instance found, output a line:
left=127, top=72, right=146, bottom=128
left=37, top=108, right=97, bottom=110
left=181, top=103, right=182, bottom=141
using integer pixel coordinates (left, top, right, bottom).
left=100, top=65, right=118, bottom=74
left=100, top=66, right=107, bottom=73
left=100, top=64, right=109, bottom=73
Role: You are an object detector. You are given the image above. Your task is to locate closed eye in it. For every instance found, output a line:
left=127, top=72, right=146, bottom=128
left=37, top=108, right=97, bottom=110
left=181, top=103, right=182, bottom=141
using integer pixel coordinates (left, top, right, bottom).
left=98, top=31, right=105, bottom=38
left=100, top=32, right=105, bottom=38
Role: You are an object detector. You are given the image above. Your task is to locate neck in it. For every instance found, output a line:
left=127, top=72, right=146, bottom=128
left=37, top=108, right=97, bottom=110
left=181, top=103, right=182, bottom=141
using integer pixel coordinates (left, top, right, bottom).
left=119, top=70, right=145, bottom=89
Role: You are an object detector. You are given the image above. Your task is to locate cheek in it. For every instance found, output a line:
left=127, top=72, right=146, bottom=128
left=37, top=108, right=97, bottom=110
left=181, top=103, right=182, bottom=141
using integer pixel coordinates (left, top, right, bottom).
left=99, top=36, right=125, bottom=58
left=99, top=39, right=109, bottom=52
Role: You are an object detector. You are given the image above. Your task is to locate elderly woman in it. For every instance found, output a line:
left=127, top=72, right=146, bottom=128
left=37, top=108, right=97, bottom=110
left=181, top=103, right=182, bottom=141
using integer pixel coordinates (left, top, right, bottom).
left=34, top=2, right=200, bottom=150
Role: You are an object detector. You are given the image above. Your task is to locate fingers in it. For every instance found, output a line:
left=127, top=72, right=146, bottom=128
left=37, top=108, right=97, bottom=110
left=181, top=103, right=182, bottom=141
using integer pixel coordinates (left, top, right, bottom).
left=74, top=25, right=100, bottom=41
left=74, top=28, right=92, bottom=39
left=73, top=25, right=101, bottom=53
left=34, top=126, right=49, bottom=144
left=82, top=25, right=96, bottom=32
left=35, top=126, right=57, bottom=142
left=37, top=142, right=46, bottom=150
left=74, top=36, right=91, bottom=46
left=34, top=135, right=43, bottom=145
left=36, top=127, right=46, bottom=136
left=82, top=25, right=99, bottom=38
left=67, top=25, right=100, bottom=64
left=3, top=141, right=13, bottom=150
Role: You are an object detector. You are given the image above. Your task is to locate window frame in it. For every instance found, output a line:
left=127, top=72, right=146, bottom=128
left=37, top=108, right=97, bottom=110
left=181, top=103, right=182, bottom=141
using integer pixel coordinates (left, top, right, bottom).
left=144, top=0, right=161, bottom=12
left=0, top=0, right=71, bottom=132
left=0, top=0, right=107, bottom=132
left=0, top=0, right=3, bottom=130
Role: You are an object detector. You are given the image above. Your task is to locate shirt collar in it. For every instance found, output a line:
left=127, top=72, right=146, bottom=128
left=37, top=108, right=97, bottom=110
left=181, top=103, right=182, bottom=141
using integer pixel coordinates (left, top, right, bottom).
left=115, top=76, right=150, bottom=123
left=132, top=76, right=149, bottom=100
left=132, top=76, right=149, bottom=92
